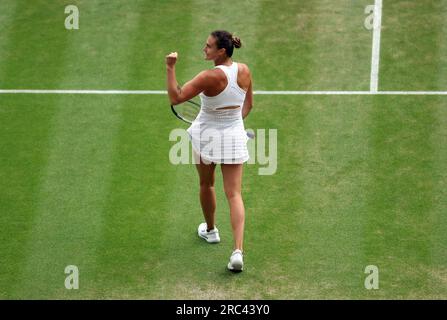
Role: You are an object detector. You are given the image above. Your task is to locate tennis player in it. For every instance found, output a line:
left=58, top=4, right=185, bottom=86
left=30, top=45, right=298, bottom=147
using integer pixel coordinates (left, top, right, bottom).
left=166, top=30, right=253, bottom=271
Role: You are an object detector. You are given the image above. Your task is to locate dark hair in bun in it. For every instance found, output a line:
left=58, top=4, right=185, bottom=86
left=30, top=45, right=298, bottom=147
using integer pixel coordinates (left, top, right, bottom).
left=211, top=30, right=242, bottom=57
left=232, top=36, right=242, bottom=49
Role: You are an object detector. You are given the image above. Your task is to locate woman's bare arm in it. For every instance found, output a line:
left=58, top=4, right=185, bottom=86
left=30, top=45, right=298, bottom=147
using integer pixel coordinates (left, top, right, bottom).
left=166, top=52, right=209, bottom=105
left=242, top=76, right=253, bottom=119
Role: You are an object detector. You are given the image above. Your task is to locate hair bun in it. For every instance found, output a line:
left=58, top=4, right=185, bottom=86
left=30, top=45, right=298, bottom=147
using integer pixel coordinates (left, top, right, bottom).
left=232, top=36, right=242, bottom=49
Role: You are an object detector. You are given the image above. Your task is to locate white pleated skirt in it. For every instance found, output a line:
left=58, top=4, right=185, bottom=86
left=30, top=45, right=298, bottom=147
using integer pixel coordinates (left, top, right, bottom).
left=187, top=108, right=249, bottom=164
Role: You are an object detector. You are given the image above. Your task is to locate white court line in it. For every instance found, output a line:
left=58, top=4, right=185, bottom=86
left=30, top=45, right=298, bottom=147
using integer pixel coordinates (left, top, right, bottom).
left=370, top=0, right=383, bottom=93
left=1, top=89, right=447, bottom=95
left=255, top=91, right=447, bottom=95
left=0, top=89, right=167, bottom=94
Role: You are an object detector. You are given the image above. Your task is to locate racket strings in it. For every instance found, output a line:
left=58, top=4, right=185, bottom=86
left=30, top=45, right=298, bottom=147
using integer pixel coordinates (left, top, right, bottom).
left=177, top=104, right=200, bottom=122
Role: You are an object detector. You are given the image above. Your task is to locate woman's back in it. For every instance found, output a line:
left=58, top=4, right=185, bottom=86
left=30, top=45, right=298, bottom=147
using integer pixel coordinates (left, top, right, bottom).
left=200, top=62, right=247, bottom=112
left=203, top=62, right=251, bottom=96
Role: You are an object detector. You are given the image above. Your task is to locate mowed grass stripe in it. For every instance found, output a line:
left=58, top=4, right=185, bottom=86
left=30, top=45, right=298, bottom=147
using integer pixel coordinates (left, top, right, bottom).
left=13, top=95, right=122, bottom=299
left=291, top=96, right=371, bottom=298
left=0, top=0, right=19, bottom=76
left=0, top=1, right=74, bottom=89
left=380, top=0, right=447, bottom=91
left=88, top=96, right=179, bottom=299
left=253, top=0, right=371, bottom=91
left=0, top=1, right=75, bottom=298
left=430, top=96, right=447, bottom=297
left=364, top=96, right=441, bottom=298
left=428, top=10, right=447, bottom=296
left=91, top=1, right=196, bottom=298
left=10, top=0, right=150, bottom=298
left=304, top=0, right=371, bottom=91
left=0, top=96, right=56, bottom=298
left=287, top=4, right=374, bottom=298
left=58, top=0, right=198, bottom=90
left=253, top=0, right=313, bottom=91
left=0, top=0, right=37, bottom=298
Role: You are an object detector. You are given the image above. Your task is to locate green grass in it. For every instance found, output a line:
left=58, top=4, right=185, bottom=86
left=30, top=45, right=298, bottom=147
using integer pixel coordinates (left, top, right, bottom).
left=0, top=0, right=446, bottom=299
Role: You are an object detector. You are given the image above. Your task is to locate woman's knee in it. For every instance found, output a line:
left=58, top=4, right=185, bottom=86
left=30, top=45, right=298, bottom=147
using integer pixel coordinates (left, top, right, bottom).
left=224, top=188, right=241, bottom=200
left=200, top=179, right=215, bottom=188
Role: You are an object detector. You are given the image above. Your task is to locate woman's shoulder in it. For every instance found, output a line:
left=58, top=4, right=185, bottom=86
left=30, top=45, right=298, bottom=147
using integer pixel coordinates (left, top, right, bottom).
left=236, top=62, right=251, bottom=76
left=198, top=68, right=227, bottom=89
left=235, top=62, right=251, bottom=80
left=198, top=68, right=224, bottom=80
left=236, top=62, right=250, bottom=70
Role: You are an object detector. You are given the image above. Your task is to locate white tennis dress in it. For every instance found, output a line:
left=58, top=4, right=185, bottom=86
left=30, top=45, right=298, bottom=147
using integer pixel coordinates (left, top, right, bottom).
left=187, top=62, right=249, bottom=164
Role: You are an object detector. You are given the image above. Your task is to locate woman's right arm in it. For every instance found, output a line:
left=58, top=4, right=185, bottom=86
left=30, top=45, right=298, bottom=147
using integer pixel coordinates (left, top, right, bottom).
left=166, top=52, right=209, bottom=105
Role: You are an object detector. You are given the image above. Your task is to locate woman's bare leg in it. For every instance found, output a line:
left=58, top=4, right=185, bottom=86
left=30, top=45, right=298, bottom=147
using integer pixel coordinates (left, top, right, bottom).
left=221, top=163, right=245, bottom=251
left=195, top=154, right=217, bottom=231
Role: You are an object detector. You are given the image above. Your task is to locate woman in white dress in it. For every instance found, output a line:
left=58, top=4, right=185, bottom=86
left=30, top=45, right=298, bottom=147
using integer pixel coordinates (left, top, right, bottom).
left=166, top=30, right=253, bottom=271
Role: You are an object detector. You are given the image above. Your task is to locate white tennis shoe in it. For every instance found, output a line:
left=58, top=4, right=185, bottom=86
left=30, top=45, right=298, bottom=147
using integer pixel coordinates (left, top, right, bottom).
left=227, top=249, right=244, bottom=272
left=197, top=222, right=220, bottom=243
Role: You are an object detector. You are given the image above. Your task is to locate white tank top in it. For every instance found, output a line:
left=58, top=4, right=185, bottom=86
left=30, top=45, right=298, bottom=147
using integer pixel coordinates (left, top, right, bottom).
left=199, top=62, right=246, bottom=111
left=187, top=62, right=250, bottom=164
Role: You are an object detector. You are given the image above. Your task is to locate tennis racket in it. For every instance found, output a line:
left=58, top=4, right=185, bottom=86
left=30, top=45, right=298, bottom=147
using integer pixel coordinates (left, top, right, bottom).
left=171, top=98, right=255, bottom=139
left=170, top=98, right=201, bottom=124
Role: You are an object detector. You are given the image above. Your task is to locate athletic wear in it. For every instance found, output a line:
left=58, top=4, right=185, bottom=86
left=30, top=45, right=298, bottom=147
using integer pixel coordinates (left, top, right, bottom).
left=197, top=222, right=220, bottom=243
left=187, top=62, right=249, bottom=164
left=199, top=63, right=246, bottom=109
left=227, top=249, right=244, bottom=271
